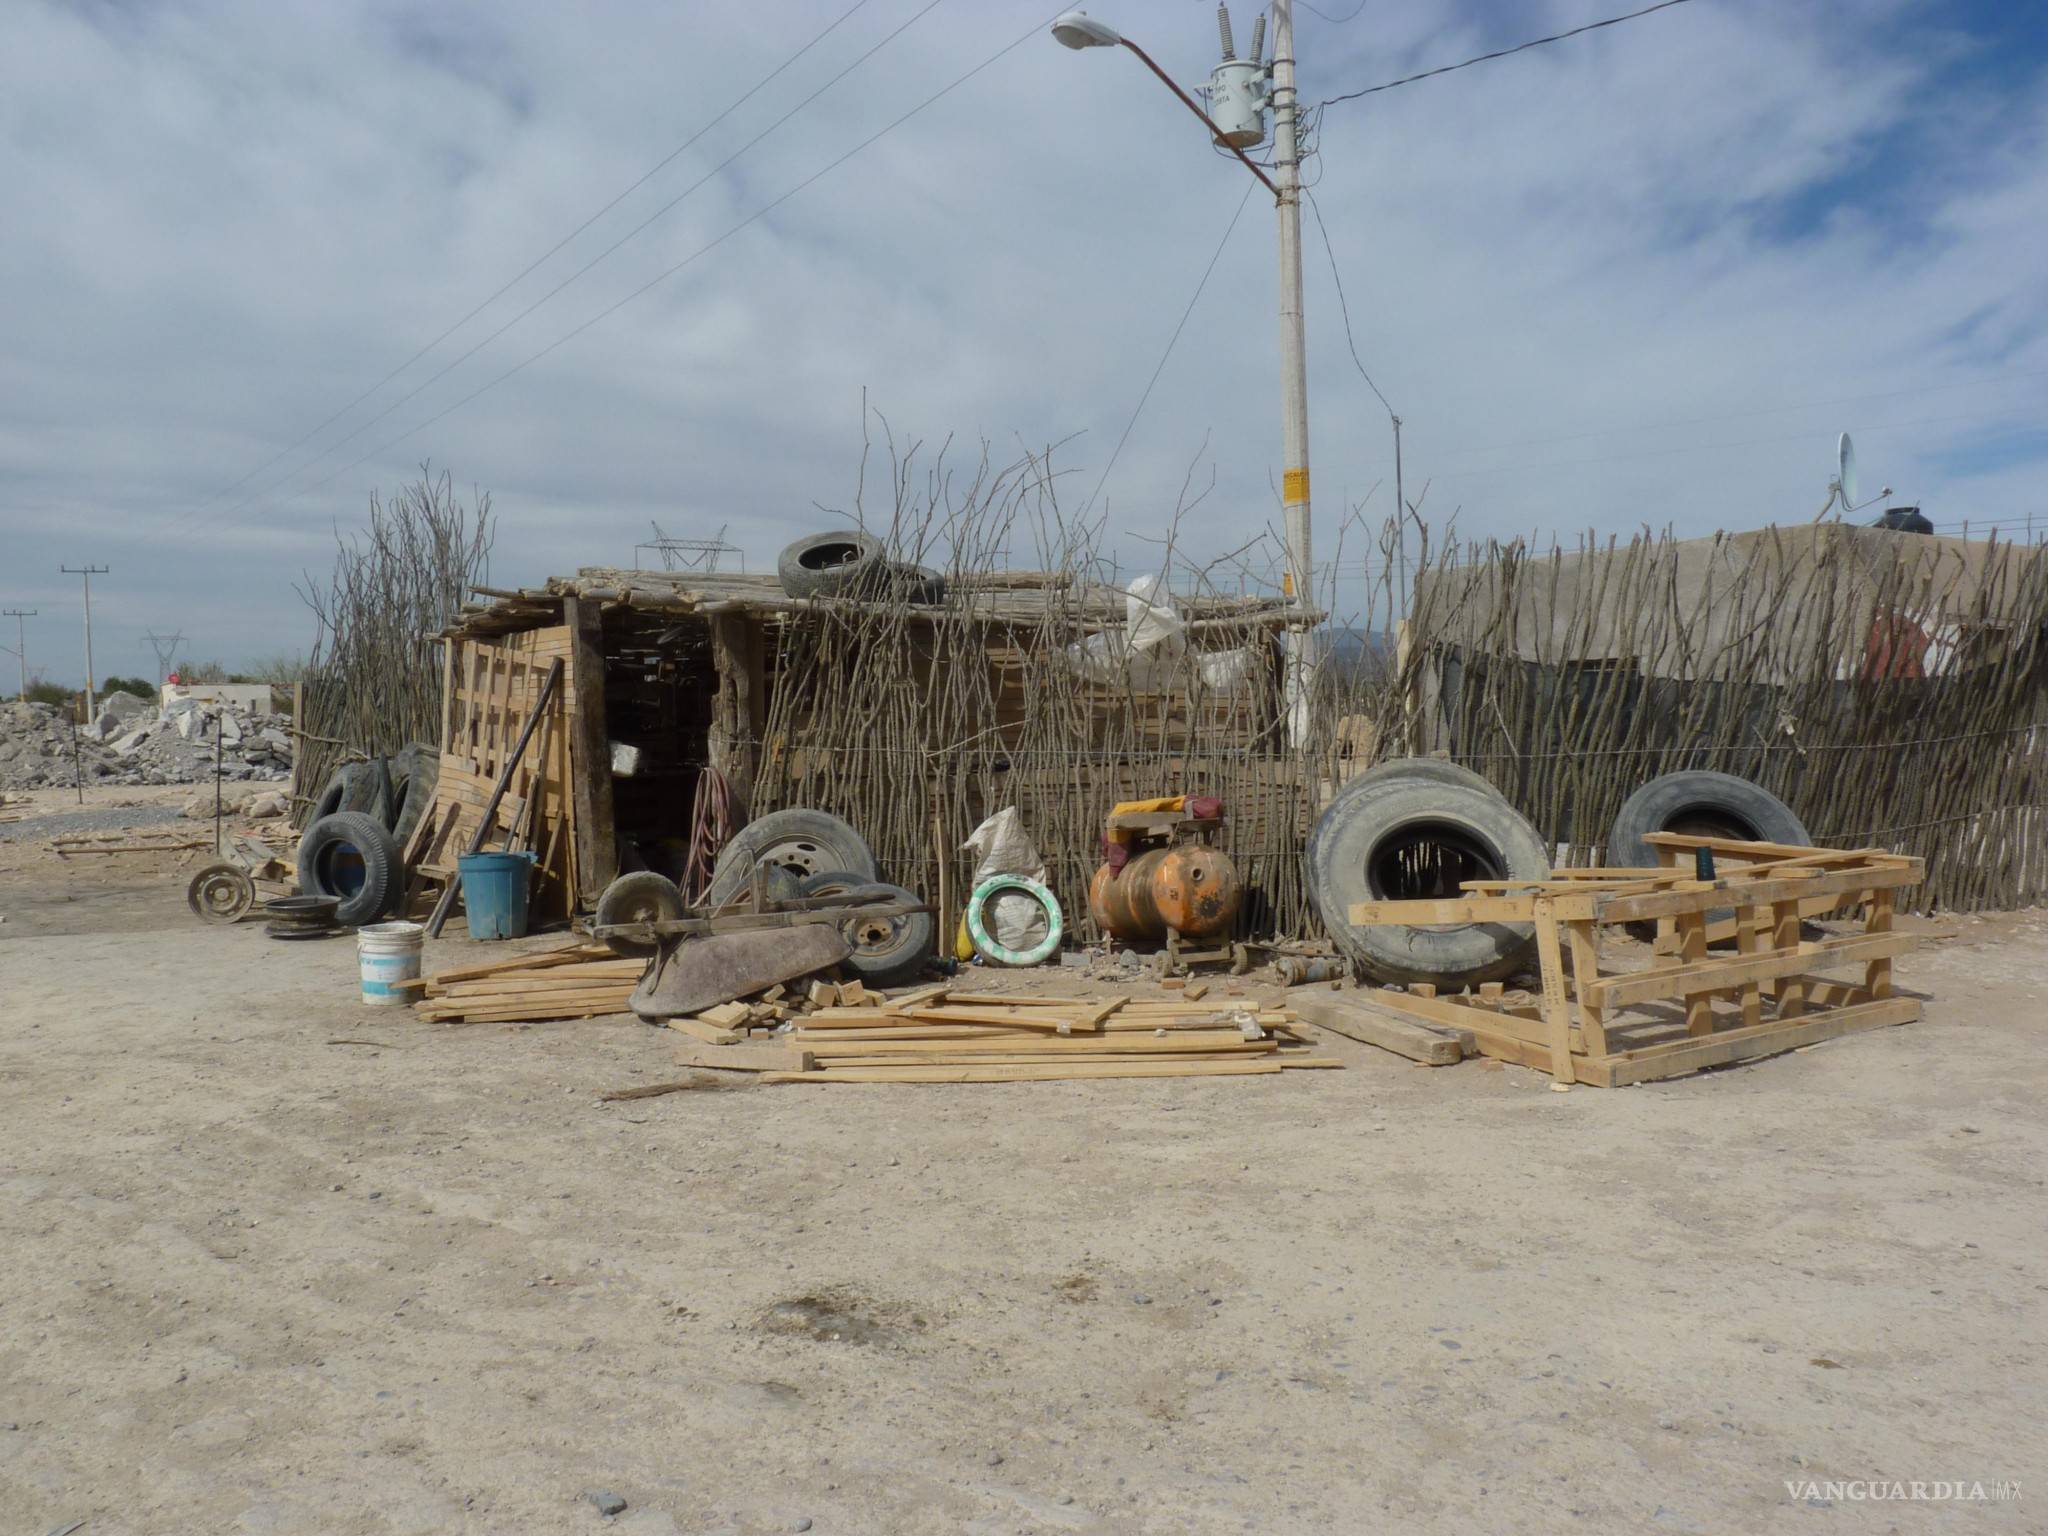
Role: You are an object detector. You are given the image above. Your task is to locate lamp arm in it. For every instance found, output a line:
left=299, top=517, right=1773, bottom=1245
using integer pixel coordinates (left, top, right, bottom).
left=1117, top=37, right=1279, bottom=199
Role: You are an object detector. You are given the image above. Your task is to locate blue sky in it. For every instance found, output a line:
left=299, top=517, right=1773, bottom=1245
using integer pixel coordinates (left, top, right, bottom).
left=2, top=0, right=2044, bottom=683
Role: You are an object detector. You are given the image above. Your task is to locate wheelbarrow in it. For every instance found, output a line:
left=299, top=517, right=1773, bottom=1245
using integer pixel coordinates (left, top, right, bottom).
left=590, top=874, right=931, bottom=1022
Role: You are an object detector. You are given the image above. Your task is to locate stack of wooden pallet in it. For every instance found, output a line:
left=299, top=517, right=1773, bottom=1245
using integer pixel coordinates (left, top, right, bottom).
left=763, top=989, right=1339, bottom=1084
left=407, top=942, right=643, bottom=1023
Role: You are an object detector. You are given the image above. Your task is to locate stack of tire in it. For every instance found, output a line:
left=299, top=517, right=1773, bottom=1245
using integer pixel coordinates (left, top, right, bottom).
left=777, top=531, right=945, bottom=606
left=594, top=807, right=934, bottom=988
left=295, top=742, right=439, bottom=928
left=1309, top=761, right=1813, bottom=987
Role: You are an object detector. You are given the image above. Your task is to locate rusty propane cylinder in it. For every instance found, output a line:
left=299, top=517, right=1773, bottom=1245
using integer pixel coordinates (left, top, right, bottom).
left=1087, top=843, right=1242, bottom=940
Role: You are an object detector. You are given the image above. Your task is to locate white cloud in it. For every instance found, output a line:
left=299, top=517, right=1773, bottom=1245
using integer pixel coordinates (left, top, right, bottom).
left=1, top=0, right=2043, bottom=681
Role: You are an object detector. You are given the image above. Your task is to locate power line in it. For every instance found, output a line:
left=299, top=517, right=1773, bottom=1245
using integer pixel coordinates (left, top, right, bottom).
left=1317, top=0, right=1698, bottom=108
left=1083, top=182, right=1258, bottom=519
left=188, top=0, right=878, bottom=522
left=189, top=0, right=955, bottom=538
left=1303, top=187, right=1393, bottom=420
left=233, top=11, right=1056, bottom=525
left=1298, top=0, right=1369, bottom=22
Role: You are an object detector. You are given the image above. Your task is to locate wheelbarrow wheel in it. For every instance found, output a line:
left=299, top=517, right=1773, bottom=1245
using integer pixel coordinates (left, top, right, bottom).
left=594, top=871, right=686, bottom=957
left=797, top=873, right=934, bottom=988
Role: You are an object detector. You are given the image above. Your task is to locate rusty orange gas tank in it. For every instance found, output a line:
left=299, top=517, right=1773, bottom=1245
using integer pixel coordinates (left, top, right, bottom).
left=1087, top=843, right=1242, bottom=940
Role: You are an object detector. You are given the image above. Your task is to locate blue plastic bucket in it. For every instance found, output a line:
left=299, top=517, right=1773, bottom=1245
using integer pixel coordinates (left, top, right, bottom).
left=457, top=850, right=537, bottom=940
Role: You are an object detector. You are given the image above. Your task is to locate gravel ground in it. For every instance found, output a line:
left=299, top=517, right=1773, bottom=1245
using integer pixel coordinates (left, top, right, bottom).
left=0, top=802, right=186, bottom=844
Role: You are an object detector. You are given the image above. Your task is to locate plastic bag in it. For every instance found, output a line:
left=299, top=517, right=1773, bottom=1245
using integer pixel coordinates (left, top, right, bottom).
left=961, top=808, right=1052, bottom=953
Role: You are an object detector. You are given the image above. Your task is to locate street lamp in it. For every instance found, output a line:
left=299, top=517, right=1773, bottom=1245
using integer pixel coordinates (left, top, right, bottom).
left=1049, top=4, right=1316, bottom=741
left=1050, top=11, right=1120, bottom=49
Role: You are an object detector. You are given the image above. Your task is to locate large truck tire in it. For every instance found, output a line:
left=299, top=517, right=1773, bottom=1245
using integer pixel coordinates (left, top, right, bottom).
left=1308, top=777, right=1550, bottom=986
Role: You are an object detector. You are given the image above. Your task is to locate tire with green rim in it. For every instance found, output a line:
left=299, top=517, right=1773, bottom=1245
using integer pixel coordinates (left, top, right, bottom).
left=965, top=874, right=1063, bottom=967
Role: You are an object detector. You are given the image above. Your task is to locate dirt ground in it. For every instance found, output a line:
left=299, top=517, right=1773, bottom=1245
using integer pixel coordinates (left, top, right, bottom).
left=1, top=800, right=2042, bottom=1535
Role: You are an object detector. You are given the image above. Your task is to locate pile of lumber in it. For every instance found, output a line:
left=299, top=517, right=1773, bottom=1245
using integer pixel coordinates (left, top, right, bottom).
left=763, top=989, right=1339, bottom=1084
left=407, top=942, right=643, bottom=1023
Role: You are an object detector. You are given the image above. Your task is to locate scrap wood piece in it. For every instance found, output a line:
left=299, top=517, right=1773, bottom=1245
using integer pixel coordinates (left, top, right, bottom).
left=880, top=983, right=949, bottom=1013
left=667, top=1015, right=743, bottom=1046
left=763, top=1059, right=1286, bottom=1084
left=1289, top=992, right=1467, bottom=1065
left=670, top=1041, right=810, bottom=1074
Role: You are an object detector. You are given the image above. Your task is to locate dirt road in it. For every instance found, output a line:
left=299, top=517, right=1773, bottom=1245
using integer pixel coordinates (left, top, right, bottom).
left=1, top=848, right=2041, bottom=1534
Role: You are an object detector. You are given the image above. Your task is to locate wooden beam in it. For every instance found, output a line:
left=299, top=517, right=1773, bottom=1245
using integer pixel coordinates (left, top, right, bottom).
left=1585, top=931, right=1917, bottom=1010
left=1532, top=898, right=1577, bottom=1084
left=708, top=611, right=766, bottom=825
left=1289, top=991, right=1465, bottom=1064
left=1597, top=996, right=1919, bottom=1086
left=562, top=594, right=618, bottom=906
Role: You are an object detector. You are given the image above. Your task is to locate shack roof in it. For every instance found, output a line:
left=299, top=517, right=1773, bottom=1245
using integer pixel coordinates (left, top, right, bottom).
left=447, top=566, right=1308, bottom=642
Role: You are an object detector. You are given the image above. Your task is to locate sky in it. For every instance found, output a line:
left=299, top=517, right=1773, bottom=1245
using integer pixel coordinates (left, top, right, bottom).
left=3, top=0, right=2045, bottom=685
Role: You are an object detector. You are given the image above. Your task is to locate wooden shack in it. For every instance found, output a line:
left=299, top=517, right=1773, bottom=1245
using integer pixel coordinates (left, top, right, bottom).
left=426, top=567, right=1316, bottom=934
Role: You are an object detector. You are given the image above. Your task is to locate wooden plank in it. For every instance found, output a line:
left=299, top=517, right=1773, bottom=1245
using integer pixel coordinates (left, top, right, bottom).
left=1865, top=888, right=1895, bottom=1000
left=665, top=1015, right=744, bottom=1045
left=1593, top=861, right=1921, bottom=923
left=1564, top=920, right=1609, bottom=1058
left=561, top=594, right=617, bottom=906
left=763, top=1059, right=1284, bottom=1084
left=670, top=1041, right=807, bottom=1073
left=1596, top=996, right=1919, bottom=1087
left=1348, top=895, right=1538, bottom=926
left=1734, top=901, right=1765, bottom=1029
left=1289, top=992, right=1463, bottom=1064
left=799, top=1032, right=1271, bottom=1056
left=1677, top=911, right=1713, bottom=1036
left=1585, top=932, right=1916, bottom=1010
left=1774, top=899, right=1807, bottom=1019
left=1532, top=899, right=1577, bottom=1084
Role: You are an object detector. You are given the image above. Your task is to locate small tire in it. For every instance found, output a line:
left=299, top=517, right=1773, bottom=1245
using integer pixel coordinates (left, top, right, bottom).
left=778, top=531, right=886, bottom=599
left=595, top=871, right=686, bottom=957
left=798, top=874, right=934, bottom=988
left=1308, top=777, right=1549, bottom=987
left=1605, top=770, right=1812, bottom=867
left=966, top=874, right=1063, bottom=967
left=296, top=811, right=401, bottom=927
left=705, top=808, right=877, bottom=910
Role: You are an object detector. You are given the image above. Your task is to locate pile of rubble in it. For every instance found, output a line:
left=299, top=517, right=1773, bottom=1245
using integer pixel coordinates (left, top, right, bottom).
left=0, top=693, right=295, bottom=790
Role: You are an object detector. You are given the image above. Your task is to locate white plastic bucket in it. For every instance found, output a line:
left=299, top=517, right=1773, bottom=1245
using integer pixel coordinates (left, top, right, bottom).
left=357, top=921, right=423, bottom=1006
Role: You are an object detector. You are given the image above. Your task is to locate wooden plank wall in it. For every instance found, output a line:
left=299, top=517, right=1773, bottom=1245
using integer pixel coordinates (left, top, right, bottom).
left=416, top=625, right=580, bottom=921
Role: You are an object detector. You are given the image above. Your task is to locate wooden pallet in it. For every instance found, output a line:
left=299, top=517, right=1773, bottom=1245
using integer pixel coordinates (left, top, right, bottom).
left=1346, top=834, right=1923, bottom=1087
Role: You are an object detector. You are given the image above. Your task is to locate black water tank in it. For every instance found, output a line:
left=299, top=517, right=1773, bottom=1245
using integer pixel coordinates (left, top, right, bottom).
left=1872, top=505, right=1934, bottom=533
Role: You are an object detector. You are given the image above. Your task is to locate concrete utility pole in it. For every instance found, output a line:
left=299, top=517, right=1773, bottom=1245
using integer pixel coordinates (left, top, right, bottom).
left=1051, top=4, right=1320, bottom=739
left=60, top=565, right=109, bottom=720
left=1268, top=0, right=1317, bottom=738
left=1, top=609, right=35, bottom=701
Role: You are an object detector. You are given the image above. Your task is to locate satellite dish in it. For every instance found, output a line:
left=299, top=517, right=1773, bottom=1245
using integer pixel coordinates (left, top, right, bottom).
left=1838, top=433, right=1858, bottom=509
